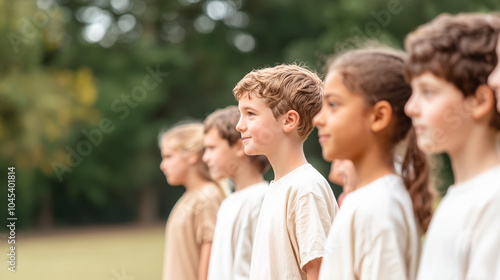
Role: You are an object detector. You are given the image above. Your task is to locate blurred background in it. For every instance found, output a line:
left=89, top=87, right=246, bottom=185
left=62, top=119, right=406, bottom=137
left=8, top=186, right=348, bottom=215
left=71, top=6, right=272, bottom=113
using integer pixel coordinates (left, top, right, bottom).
left=0, top=0, right=497, bottom=279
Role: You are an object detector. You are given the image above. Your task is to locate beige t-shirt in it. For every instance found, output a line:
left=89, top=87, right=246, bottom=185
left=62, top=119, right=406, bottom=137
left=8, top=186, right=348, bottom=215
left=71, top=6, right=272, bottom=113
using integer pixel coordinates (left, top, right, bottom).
left=417, top=165, right=500, bottom=280
left=319, top=174, right=422, bottom=280
left=208, top=182, right=268, bottom=280
left=162, top=183, right=225, bottom=280
left=249, top=164, right=338, bottom=280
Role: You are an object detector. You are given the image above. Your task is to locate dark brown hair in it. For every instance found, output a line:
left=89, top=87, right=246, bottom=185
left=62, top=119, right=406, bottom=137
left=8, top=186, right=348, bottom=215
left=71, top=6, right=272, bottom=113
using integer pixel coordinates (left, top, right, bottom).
left=328, top=48, right=434, bottom=232
left=405, top=13, right=500, bottom=129
left=233, top=64, right=324, bottom=139
left=204, top=106, right=270, bottom=174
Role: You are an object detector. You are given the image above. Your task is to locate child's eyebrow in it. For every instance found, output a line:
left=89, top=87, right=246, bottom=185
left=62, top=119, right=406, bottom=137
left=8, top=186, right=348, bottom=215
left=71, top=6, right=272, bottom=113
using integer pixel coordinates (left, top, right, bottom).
left=239, top=105, right=257, bottom=111
left=324, top=92, right=342, bottom=99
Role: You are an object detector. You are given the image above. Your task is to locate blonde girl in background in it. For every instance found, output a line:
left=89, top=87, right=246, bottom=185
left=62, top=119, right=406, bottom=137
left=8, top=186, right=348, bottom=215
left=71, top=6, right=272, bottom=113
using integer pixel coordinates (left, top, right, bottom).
left=159, top=122, right=226, bottom=280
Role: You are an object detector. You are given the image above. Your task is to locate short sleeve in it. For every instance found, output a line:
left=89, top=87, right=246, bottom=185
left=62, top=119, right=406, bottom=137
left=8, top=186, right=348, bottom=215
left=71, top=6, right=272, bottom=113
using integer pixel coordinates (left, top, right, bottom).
left=358, top=229, right=407, bottom=280
left=194, top=195, right=220, bottom=244
left=290, top=192, right=333, bottom=270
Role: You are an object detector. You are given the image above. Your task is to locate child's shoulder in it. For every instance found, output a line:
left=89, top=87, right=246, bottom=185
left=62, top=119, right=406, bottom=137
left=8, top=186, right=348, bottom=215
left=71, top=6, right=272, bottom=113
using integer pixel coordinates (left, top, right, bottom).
left=344, top=175, right=411, bottom=226
left=447, top=165, right=500, bottom=202
left=286, top=164, right=329, bottom=189
left=275, top=164, right=333, bottom=205
left=228, top=182, right=268, bottom=207
left=194, top=183, right=225, bottom=206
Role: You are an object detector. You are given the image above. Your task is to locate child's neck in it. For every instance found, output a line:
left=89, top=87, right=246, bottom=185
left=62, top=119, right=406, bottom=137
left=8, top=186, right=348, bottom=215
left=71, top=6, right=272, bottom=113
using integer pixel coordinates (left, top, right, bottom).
left=183, top=169, right=211, bottom=192
left=352, top=146, right=395, bottom=189
left=448, top=128, right=500, bottom=185
left=232, top=165, right=265, bottom=192
left=267, top=141, right=308, bottom=181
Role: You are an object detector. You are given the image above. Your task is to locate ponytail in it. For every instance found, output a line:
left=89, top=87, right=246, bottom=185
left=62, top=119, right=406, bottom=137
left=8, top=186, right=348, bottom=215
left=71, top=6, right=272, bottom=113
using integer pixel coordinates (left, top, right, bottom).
left=327, top=47, right=435, bottom=232
left=401, top=128, right=434, bottom=232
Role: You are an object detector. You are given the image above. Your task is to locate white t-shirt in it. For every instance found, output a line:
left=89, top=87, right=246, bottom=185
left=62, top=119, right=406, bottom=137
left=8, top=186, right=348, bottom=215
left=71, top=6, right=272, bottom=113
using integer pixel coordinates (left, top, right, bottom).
left=319, top=174, right=422, bottom=280
left=249, top=164, right=338, bottom=280
left=417, top=165, right=500, bottom=280
left=207, top=181, right=268, bottom=280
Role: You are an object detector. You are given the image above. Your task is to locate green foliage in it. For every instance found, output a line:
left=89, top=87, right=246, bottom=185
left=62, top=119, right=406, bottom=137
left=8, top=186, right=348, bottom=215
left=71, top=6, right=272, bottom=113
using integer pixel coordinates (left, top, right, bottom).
left=2, top=0, right=496, bottom=228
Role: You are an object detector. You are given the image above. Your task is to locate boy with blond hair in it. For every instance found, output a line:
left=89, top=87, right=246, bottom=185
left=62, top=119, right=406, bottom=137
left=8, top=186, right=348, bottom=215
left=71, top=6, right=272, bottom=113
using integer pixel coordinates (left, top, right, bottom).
left=404, top=13, right=500, bottom=280
left=233, top=64, right=338, bottom=280
left=202, top=105, right=270, bottom=280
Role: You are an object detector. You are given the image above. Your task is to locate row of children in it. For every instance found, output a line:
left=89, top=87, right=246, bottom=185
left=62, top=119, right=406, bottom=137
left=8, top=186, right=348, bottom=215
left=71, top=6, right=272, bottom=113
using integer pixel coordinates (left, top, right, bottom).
left=158, top=12, right=500, bottom=280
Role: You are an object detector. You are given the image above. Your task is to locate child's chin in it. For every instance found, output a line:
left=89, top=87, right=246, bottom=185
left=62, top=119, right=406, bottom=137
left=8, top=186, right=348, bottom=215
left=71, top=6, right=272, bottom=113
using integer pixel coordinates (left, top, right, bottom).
left=417, top=140, right=442, bottom=155
left=322, top=150, right=335, bottom=162
left=244, top=147, right=259, bottom=156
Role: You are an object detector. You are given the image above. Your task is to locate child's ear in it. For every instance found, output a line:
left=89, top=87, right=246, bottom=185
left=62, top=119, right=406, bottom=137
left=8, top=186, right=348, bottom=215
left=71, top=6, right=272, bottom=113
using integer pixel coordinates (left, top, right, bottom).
left=471, top=85, right=495, bottom=122
left=370, top=100, right=393, bottom=133
left=283, top=110, right=300, bottom=133
left=187, top=151, right=200, bottom=165
left=234, top=138, right=246, bottom=158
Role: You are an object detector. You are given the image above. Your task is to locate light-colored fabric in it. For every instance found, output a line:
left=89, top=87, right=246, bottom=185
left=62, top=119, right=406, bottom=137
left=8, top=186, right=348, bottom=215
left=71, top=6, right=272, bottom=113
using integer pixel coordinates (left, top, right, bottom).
left=417, top=165, right=500, bottom=280
left=249, top=164, right=338, bottom=280
left=319, top=174, right=422, bottom=280
left=162, top=183, right=225, bottom=280
left=207, top=181, right=268, bottom=280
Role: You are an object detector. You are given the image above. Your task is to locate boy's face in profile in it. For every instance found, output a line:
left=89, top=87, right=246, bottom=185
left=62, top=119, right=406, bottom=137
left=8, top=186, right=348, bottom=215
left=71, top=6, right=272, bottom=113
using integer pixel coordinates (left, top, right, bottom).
left=404, top=72, right=475, bottom=155
left=202, top=128, right=239, bottom=180
left=236, top=94, right=283, bottom=157
left=487, top=37, right=500, bottom=113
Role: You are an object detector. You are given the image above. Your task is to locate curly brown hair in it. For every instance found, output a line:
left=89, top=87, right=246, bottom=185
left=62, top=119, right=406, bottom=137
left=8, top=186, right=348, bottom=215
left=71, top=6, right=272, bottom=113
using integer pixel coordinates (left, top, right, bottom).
left=404, top=12, right=500, bottom=129
left=233, top=64, right=324, bottom=139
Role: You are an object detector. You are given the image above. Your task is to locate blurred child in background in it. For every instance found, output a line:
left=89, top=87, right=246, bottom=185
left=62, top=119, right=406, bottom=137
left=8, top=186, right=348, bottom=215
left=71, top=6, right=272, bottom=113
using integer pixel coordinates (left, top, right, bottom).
left=202, top=106, right=270, bottom=280
left=315, top=47, right=434, bottom=280
left=404, top=13, right=500, bottom=280
left=159, top=122, right=226, bottom=280
left=328, top=160, right=357, bottom=207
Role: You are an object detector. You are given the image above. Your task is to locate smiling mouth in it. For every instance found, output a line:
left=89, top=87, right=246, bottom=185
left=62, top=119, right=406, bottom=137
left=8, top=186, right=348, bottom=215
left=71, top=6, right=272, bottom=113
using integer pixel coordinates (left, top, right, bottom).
left=318, top=135, right=330, bottom=143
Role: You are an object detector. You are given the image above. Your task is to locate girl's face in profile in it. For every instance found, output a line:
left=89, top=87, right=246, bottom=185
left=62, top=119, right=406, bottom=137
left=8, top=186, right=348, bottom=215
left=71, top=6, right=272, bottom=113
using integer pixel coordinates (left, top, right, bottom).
left=313, top=70, right=372, bottom=162
left=159, top=140, right=190, bottom=186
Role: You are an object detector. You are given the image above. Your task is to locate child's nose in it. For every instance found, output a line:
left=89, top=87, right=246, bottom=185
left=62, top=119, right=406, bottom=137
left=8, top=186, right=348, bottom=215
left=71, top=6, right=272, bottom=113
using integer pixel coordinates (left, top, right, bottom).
left=202, top=151, right=209, bottom=163
left=236, top=117, right=245, bottom=132
left=404, top=94, right=419, bottom=117
left=313, top=107, right=325, bottom=126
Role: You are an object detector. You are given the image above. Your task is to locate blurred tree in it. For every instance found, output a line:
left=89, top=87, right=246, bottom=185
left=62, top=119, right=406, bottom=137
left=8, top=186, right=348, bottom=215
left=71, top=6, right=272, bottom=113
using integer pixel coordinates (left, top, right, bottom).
left=1, top=0, right=498, bottom=229
left=0, top=0, right=100, bottom=227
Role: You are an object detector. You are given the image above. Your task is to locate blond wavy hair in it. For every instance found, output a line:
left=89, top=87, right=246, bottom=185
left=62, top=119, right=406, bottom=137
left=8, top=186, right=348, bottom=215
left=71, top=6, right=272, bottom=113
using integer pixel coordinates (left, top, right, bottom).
left=158, top=122, right=227, bottom=197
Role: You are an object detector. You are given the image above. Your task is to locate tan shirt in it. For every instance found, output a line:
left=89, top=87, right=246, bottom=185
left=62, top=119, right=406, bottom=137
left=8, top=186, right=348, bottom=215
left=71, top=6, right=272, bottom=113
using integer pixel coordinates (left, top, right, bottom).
left=162, top=184, right=225, bottom=280
left=319, top=174, right=422, bottom=280
left=249, top=164, right=338, bottom=280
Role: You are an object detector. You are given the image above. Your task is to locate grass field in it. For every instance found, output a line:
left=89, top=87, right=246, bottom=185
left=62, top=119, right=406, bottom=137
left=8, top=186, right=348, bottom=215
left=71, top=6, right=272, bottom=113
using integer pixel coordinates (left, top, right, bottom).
left=0, top=224, right=165, bottom=280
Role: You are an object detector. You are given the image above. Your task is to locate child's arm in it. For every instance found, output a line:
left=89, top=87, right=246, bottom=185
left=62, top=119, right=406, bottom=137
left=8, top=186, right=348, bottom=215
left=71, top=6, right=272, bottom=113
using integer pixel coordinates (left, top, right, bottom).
left=198, top=242, right=212, bottom=280
left=304, top=257, right=322, bottom=280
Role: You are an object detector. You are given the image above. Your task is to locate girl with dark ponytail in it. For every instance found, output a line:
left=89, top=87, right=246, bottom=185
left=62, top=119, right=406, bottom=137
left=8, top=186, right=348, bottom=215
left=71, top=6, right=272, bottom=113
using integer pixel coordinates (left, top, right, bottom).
left=314, top=47, right=434, bottom=280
